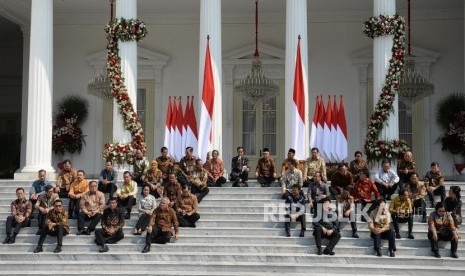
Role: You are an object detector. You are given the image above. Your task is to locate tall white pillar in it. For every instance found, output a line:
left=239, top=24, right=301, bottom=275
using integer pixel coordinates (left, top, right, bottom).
left=285, top=0, right=309, bottom=160
left=199, top=0, right=222, bottom=159
left=19, top=26, right=30, bottom=171
left=373, top=0, right=398, bottom=142
left=16, top=0, right=55, bottom=180
left=114, top=0, right=137, bottom=144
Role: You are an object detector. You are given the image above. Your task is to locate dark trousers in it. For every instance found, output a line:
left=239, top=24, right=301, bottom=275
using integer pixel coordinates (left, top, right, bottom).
left=38, top=225, right=67, bottom=246
left=191, top=185, right=209, bottom=203
left=313, top=226, right=341, bottom=252
left=5, top=216, right=30, bottom=235
left=38, top=212, right=47, bottom=231
left=146, top=228, right=172, bottom=245
left=391, top=213, right=413, bottom=234
left=230, top=170, right=248, bottom=185
left=337, top=213, right=357, bottom=233
left=413, top=198, right=427, bottom=219
left=118, top=196, right=136, bottom=214
left=371, top=228, right=396, bottom=251
left=177, top=175, right=189, bottom=186
left=329, top=186, right=343, bottom=199
left=98, top=182, right=117, bottom=199
left=427, top=185, right=446, bottom=204
left=285, top=214, right=306, bottom=232
left=375, top=182, right=398, bottom=199
left=94, top=228, right=124, bottom=245
left=77, top=212, right=103, bottom=232
left=177, top=213, right=200, bottom=227
left=428, top=229, right=458, bottom=252
left=207, top=176, right=226, bottom=187
left=135, top=213, right=152, bottom=231
left=58, top=187, right=69, bottom=198
left=257, top=175, right=275, bottom=187
left=68, top=197, right=81, bottom=218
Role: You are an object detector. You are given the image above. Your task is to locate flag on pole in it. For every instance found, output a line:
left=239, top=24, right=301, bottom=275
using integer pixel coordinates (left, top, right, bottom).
left=174, top=97, right=184, bottom=162
left=331, top=95, right=339, bottom=162
left=186, top=96, right=199, bottom=149
left=309, top=95, right=319, bottom=149
left=164, top=97, right=173, bottom=153
left=182, top=96, right=189, bottom=152
left=336, top=95, right=348, bottom=162
left=291, top=37, right=306, bottom=160
left=198, top=37, right=215, bottom=162
left=323, top=96, right=333, bottom=161
left=170, top=97, right=178, bottom=161
left=316, top=96, right=325, bottom=154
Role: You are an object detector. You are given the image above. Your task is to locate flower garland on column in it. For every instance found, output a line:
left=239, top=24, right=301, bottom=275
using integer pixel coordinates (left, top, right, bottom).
left=363, top=14, right=410, bottom=162
left=102, top=18, right=148, bottom=165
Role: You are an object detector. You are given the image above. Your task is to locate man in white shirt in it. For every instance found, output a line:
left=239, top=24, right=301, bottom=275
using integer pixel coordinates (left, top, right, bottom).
left=374, top=160, right=400, bottom=200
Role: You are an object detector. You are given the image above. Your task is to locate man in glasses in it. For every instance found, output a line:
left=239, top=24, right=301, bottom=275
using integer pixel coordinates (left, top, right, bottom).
left=33, top=199, right=69, bottom=253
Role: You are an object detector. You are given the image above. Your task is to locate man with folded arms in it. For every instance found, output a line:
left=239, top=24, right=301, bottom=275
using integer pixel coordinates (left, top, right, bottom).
left=77, top=181, right=105, bottom=235
left=95, top=198, right=125, bottom=253
left=3, top=188, right=32, bottom=244
left=175, top=185, right=200, bottom=228
left=34, top=199, right=69, bottom=253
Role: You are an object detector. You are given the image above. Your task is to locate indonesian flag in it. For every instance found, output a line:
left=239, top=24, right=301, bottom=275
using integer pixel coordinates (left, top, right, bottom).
left=164, top=97, right=173, bottom=153
left=198, top=38, right=215, bottom=162
left=182, top=97, right=189, bottom=153
left=331, top=96, right=339, bottom=162
left=174, top=97, right=184, bottom=162
left=323, top=96, right=333, bottom=161
left=316, top=96, right=325, bottom=155
left=170, top=97, right=178, bottom=161
left=291, top=38, right=306, bottom=160
left=336, top=95, right=348, bottom=162
left=309, top=95, right=319, bottom=149
left=186, top=96, right=199, bottom=149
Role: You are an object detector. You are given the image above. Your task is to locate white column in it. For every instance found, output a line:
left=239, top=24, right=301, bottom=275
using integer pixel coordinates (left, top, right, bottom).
left=16, top=0, right=55, bottom=180
left=18, top=26, right=30, bottom=171
left=199, top=0, right=222, bottom=158
left=373, top=0, right=398, bottom=142
left=285, top=0, right=309, bottom=159
left=114, top=0, right=137, bottom=144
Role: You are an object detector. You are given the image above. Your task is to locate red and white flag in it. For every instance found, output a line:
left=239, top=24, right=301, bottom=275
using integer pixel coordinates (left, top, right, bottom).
left=309, top=95, right=319, bottom=149
left=174, top=97, right=184, bottom=162
left=316, top=96, right=325, bottom=154
left=291, top=38, right=306, bottom=160
left=164, top=97, right=173, bottom=153
left=322, top=96, right=333, bottom=161
left=336, top=95, right=348, bottom=162
left=170, top=97, right=178, bottom=160
left=182, top=97, right=190, bottom=152
left=186, top=96, right=198, bottom=149
left=331, top=96, right=339, bottom=162
left=198, top=38, right=215, bottom=162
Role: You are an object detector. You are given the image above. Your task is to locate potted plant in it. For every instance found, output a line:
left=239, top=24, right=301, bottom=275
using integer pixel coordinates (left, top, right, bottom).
left=436, top=93, right=465, bottom=171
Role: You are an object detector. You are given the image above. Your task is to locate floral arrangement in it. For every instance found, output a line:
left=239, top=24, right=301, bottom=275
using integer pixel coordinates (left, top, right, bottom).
left=440, top=111, right=465, bottom=155
left=362, top=14, right=410, bottom=162
left=52, top=95, right=88, bottom=155
left=102, top=18, right=147, bottom=165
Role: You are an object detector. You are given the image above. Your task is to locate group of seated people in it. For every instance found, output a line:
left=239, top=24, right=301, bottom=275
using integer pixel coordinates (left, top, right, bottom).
left=1, top=146, right=462, bottom=259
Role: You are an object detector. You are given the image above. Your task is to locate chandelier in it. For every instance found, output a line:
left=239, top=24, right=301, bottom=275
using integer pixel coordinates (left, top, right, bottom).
left=398, top=0, right=434, bottom=104
left=87, top=0, right=114, bottom=99
left=234, top=0, right=279, bottom=105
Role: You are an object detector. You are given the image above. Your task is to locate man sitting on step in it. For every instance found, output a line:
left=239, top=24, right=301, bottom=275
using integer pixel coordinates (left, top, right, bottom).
left=280, top=159, right=303, bottom=199
left=368, top=199, right=396, bottom=257
left=77, top=181, right=105, bottom=235
left=98, top=160, right=118, bottom=201
left=175, top=185, right=200, bottom=227
left=255, top=148, right=277, bottom=187
left=95, top=198, right=125, bottom=253
left=389, top=188, right=415, bottom=240
left=284, top=184, right=306, bottom=238
left=33, top=199, right=69, bottom=253
left=313, top=197, right=341, bottom=256
left=29, top=169, right=50, bottom=211
left=55, top=159, right=77, bottom=198
left=188, top=159, right=210, bottom=203
left=424, top=162, right=446, bottom=207
left=68, top=170, right=89, bottom=219
left=3, top=188, right=32, bottom=244
left=35, top=185, right=59, bottom=235
left=142, top=197, right=179, bottom=253
left=230, top=146, right=250, bottom=187
left=163, top=173, right=182, bottom=209
left=116, top=171, right=138, bottom=219
left=204, top=149, right=227, bottom=187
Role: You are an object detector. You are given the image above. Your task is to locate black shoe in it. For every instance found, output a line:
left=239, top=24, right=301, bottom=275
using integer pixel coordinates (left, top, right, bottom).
left=99, top=244, right=109, bottom=253
left=2, top=236, right=10, bottom=244
left=125, top=213, right=131, bottom=220
left=451, top=251, right=459, bottom=259
left=54, top=245, right=62, bottom=253
left=408, top=233, right=414, bottom=239
left=36, top=229, right=42, bottom=235
left=142, top=245, right=151, bottom=253
left=232, top=182, right=240, bottom=187
left=389, top=250, right=395, bottom=257
left=352, top=232, right=359, bottom=238
left=385, top=196, right=391, bottom=201
left=299, top=229, right=305, bottom=238
left=285, top=229, right=291, bottom=237
left=421, top=216, right=427, bottom=223
left=76, top=230, right=84, bottom=235
left=84, top=229, right=91, bottom=235
left=8, top=235, right=16, bottom=244
left=243, top=182, right=248, bottom=187
left=317, top=247, right=322, bottom=255
left=376, top=249, right=382, bottom=257
left=430, top=202, right=435, bottom=208
left=433, top=251, right=441, bottom=258
left=33, top=246, right=43, bottom=253
left=395, top=233, right=401, bottom=239
left=323, top=249, right=335, bottom=255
